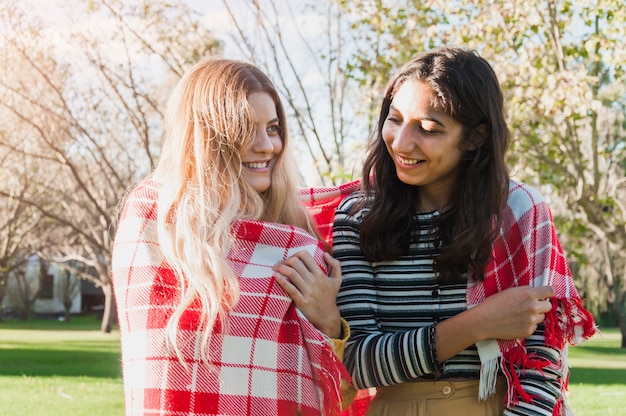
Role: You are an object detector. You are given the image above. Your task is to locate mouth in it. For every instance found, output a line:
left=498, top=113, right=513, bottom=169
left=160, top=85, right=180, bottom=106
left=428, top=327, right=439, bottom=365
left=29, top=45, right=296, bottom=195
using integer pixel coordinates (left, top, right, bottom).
left=243, top=160, right=271, bottom=169
left=397, top=156, right=425, bottom=166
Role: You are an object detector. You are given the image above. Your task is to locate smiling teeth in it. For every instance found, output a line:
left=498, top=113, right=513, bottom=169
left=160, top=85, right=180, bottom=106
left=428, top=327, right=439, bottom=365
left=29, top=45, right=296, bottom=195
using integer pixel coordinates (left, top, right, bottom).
left=244, top=162, right=269, bottom=169
left=399, top=157, right=421, bottom=165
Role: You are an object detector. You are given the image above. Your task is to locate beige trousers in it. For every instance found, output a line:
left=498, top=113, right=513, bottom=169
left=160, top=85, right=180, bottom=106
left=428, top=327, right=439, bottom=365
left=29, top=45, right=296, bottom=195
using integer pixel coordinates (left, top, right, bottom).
left=366, top=378, right=506, bottom=416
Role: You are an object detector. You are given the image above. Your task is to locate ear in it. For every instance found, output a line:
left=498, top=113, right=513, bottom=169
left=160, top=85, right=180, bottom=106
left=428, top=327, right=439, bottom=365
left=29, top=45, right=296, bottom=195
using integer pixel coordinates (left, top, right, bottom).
left=466, top=124, right=488, bottom=151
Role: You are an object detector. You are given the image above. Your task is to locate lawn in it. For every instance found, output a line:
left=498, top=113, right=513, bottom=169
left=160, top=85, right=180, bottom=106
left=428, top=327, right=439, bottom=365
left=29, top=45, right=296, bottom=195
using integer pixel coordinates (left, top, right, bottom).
left=567, top=327, right=626, bottom=416
left=0, top=315, right=124, bottom=416
left=0, top=317, right=624, bottom=416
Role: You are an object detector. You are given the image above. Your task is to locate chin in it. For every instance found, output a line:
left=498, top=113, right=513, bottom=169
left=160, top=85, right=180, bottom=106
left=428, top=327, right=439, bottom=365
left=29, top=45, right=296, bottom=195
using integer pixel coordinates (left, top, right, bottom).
left=395, top=173, right=418, bottom=186
left=250, top=181, right=271, bottom=194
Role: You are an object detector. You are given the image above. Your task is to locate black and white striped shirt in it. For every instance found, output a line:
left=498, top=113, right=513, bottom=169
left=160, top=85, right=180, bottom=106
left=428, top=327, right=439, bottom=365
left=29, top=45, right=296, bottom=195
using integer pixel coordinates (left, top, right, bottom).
left=333, top=193, right=560, bottom=415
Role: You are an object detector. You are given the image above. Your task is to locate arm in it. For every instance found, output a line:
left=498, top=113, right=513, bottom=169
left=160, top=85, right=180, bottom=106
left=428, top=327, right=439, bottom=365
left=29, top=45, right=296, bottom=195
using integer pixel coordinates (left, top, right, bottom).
left=273, top=252, right=357, bottom=410
left=434, top=285, right=554, bottom=362
left=333, top=201, right=438, bottom=387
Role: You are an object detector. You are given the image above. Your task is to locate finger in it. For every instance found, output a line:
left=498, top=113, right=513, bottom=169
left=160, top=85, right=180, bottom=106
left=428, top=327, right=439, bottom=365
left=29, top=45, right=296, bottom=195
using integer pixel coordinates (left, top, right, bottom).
left=324, top=252, right=342, bottom=280
left=287, top=256, right=316, bottom=284
left=291, top=251, right=321, bottom=276
left=533, top=285, right=555, bottom=300
left=272, top=261, right=307, bottom=289
left=274, top=272, right=304, bottom=303
left=538, top=298, right=553, bottom=314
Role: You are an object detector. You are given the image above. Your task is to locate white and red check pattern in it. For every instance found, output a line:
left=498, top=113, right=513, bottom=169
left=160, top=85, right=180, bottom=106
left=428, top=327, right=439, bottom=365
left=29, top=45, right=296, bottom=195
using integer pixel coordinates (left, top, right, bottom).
left=113, top=180, right=350, bottom=416
left=298, top=180, right=362, bottom=247
left=466, top=180, right=596, bottom=415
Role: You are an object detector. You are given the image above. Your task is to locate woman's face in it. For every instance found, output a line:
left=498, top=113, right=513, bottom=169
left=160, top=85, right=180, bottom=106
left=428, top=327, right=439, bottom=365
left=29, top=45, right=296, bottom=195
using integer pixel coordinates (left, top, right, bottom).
left=240, top=92, right=283, bottom=193
left=382, top=80, right=467, bottom=211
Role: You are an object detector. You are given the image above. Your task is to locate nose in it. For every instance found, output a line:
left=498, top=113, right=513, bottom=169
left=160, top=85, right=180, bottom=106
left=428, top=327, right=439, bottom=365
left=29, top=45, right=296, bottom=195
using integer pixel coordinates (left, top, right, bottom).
left=391, top=124, right=416, bottom=153
left=252, top=130, right=275, bottom=153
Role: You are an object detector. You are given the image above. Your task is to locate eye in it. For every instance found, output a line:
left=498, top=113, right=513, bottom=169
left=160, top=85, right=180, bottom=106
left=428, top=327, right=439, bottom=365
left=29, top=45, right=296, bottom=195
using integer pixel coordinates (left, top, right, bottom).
left=386, top=113, right=402, bottom=124
left=419, top=126, right=439, bottom=135
left=419, top=121, right=440, bottom=135
left=267, top=123, right=280, bottom=135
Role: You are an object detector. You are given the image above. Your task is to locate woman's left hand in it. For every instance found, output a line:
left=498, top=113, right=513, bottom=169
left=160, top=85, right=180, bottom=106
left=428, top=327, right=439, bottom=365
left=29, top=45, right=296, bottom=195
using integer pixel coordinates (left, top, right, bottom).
left=272, top=251, right=342, bottom=338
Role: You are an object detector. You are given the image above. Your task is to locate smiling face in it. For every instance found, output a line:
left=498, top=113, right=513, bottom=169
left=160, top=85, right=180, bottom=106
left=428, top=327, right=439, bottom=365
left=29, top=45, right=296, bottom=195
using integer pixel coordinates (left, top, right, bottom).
left=382, top=80, right=467, bottom=211
left=240, top=92, right=283, bottom=193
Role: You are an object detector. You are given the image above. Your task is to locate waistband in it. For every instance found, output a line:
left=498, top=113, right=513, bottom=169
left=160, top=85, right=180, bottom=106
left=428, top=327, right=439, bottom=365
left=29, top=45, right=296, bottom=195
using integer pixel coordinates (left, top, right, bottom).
left=375, top=377, right=505, bottom=401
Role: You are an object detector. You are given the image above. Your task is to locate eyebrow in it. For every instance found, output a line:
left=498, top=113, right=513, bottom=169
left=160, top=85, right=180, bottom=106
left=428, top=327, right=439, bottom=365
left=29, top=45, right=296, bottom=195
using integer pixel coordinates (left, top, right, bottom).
left=389, top=104, right=445, bottom=127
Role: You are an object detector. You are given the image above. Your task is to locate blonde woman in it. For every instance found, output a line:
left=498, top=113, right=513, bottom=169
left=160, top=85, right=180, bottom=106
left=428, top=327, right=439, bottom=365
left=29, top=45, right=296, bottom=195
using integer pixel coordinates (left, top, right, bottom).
left=112, top=58, right=352, bottom=416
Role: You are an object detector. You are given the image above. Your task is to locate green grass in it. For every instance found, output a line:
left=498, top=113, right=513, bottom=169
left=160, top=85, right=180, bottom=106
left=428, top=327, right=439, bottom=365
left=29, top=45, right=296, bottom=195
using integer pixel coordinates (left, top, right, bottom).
left=0, top=315, right=124, bottom=416
left=0, top=317, right=624, bottom=416
left=567, top=327, right=626, bottom=416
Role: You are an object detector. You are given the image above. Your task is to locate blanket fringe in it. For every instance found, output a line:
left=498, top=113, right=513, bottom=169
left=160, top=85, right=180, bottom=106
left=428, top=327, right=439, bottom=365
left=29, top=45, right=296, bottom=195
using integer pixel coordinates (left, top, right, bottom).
left=476, top=339, right=501, bottom=400
left=544, top=297, right=597, bottom=349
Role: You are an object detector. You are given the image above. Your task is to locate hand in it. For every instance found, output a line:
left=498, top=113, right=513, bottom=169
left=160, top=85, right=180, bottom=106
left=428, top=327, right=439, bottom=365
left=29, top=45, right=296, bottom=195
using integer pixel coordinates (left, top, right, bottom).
left=473, top=285, right=555, bottom=341
left=272, top=251, right=342, bottom=338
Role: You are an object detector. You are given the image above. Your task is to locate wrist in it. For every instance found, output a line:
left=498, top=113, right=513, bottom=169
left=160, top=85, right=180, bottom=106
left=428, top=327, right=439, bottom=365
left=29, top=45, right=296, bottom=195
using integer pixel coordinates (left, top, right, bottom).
left=321, top=309, right=342, bottom=339
left=464, top=306, right=489, bottom=342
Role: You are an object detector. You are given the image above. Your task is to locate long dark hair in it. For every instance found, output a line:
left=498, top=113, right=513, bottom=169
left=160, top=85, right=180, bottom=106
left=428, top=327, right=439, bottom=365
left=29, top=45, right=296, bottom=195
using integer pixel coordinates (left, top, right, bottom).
left=358, top=46, right=510, bottom=283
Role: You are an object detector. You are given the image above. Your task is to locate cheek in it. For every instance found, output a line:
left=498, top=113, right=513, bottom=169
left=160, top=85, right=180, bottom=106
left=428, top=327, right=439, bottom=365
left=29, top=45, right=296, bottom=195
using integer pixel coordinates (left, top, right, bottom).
left=273, top=137, right=284, bottom=154
left=381, top=124, right=395, bottom=148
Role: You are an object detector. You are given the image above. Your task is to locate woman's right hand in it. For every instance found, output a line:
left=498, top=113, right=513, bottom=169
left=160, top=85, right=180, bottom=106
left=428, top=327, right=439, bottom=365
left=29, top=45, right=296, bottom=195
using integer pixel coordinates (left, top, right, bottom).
left=472, top=285, right=555, bottom=340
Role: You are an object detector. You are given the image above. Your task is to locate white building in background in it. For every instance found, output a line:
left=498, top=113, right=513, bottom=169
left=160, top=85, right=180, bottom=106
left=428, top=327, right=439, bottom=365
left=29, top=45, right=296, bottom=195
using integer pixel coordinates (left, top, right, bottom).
left=1, top=255, right=104, bottom=317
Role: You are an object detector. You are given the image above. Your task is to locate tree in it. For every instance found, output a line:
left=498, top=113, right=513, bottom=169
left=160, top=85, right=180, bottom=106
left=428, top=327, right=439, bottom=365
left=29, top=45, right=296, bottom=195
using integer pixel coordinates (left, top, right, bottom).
left=13, top=256, right=49, bottom=320
left=59, top=267, right=81, bottom=321
left=334, top=0, right=625, bottom=343
left=0, top=0, right=221, bottom=332
left=0, top=122, right=50, bottom=321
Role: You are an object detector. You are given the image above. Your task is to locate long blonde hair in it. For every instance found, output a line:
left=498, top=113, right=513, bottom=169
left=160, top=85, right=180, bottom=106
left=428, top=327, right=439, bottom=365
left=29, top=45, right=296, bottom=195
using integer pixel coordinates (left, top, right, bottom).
left=151, top=58, right=317, bottom=363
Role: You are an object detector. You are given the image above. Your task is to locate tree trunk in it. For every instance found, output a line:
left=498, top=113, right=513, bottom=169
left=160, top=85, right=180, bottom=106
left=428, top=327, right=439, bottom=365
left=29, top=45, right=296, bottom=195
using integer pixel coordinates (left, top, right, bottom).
left=100, top=282, right=113, bottom=333
left=18, top=309, right=28, bottom=321
left=612, top=301, right=626, bottom=348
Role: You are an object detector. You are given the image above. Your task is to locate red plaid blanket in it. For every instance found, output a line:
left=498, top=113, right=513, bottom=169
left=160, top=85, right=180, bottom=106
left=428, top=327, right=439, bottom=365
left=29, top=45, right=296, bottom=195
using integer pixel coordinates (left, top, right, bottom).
left=299, top=180, right=374, bottom=415
left=300, top=179, right=596, bottom=416
left=113, top=180, right=350, bottom=416
left=466, top=180, right=597, bottom=415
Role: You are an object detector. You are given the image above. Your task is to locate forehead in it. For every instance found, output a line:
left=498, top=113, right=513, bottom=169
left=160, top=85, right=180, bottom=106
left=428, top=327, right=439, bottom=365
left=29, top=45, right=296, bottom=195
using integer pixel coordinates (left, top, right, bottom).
left=390, top=80, right=443, bottom=115
left=248, top=92, right=277, bottom=118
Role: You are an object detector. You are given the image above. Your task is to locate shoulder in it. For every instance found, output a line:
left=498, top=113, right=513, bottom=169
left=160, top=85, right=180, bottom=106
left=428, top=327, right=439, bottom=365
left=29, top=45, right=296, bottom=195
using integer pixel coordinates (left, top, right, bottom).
left=336, top=191, right=371, bottom=218
left=506, top=179, right=548, bottom=218
left=501, top=180, right=556, bottom=237
left=127, top=178, right=159, bottom=201
left=118, top=179, right=160, bottom=222
left=337, top=191, right=359, bottom=211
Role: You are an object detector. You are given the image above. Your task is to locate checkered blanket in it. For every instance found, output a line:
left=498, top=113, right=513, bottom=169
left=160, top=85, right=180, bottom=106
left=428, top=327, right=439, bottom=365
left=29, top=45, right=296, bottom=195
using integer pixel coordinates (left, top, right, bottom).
left=113, top=180, right=350, bottom=416
left=299, top=181, right=376, bottom=415
left=300, top=179, right=596, bottom=416
left=466, top=180, right=597, bottom=415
